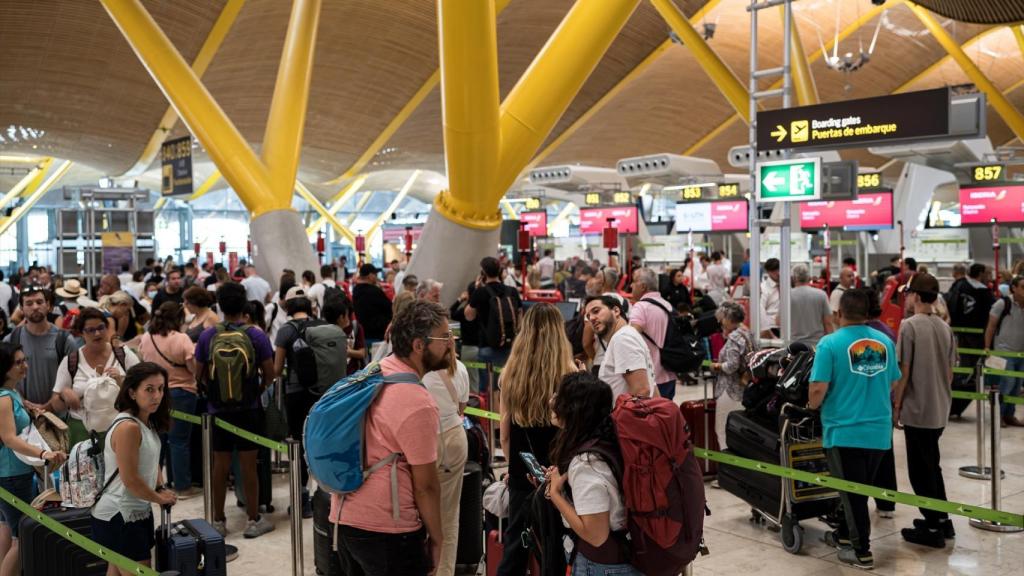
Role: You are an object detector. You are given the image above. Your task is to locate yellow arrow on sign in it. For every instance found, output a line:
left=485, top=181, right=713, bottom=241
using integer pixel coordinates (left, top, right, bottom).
left=771, top=125, right=787, bottom=142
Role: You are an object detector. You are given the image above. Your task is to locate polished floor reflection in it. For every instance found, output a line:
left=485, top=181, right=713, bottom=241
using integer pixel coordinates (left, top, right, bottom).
left=170, top=381, right=1024, bottom=575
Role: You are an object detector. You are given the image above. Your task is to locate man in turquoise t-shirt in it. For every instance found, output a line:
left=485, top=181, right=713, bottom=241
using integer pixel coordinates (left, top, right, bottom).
left=808, top=289, right=901, bottom=570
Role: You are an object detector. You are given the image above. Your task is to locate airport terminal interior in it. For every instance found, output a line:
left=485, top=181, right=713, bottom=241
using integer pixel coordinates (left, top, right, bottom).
left=1, top=0, right=1024, bottom=574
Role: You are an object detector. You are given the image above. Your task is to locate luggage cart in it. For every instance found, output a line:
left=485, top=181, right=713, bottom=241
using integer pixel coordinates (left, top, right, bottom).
left=726, top=403, right=839, bottom=554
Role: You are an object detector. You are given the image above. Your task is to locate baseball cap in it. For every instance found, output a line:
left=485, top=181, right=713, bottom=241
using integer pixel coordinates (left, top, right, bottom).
left=359, top=263, right=381, bottom=277
left=902, top=272, right=940, bottom=295
left=284, top=286, right=307, bottom=302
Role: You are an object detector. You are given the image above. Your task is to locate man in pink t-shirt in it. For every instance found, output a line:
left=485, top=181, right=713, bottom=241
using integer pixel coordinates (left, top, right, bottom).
left=629, top=267, right=678, bottom=399
left=331, top=300, right=450, bottom=576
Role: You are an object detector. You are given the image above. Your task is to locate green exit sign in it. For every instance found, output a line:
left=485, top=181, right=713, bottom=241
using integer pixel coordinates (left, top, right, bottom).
left=756, top=158, right=821, bottom=203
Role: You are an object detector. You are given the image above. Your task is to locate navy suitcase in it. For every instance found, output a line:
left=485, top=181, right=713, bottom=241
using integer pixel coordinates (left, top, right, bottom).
left=313, top=488, right=343, bottom=575
left=156, top=507, right=228, bottom=576
left=19, top=507, right=107, bottom=575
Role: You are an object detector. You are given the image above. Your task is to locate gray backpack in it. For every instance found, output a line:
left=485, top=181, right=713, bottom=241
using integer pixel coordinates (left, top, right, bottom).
left=290, top=319, right=348, bottom=395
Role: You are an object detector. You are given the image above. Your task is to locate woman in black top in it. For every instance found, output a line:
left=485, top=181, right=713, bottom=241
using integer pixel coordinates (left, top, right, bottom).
left=663, top=268, right=691, bottom=311
left=496, top=304, right=578, bottom=576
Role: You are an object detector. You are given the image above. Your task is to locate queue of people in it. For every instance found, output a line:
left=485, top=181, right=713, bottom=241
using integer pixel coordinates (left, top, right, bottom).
left=0, top=249, right=1018, bottom=576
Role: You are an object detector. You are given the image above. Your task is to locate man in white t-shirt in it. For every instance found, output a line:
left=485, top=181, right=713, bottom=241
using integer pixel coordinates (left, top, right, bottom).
left=241, top=265, right=272, bottom=304
left=829, top=267, right=856, bottom=317
left=537, top=250, right=556, bottom=281
left=585, top=295, right=655, bottom=399
left=305, top=264, right=338, bottom=314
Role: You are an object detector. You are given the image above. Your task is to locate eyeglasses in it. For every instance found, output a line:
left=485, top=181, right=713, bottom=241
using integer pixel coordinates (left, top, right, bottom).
left=83, top=325, right=108, bottom=335
left=425, top=331, right=454, bottom=343
left=14, top=358, right=27, bottom=366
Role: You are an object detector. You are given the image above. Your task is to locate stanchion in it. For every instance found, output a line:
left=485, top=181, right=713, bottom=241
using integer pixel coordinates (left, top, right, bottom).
left=272, top=380, right=287, bottom=473
left=288, top=439, right=305, bottom=576
left=970, top=389, right=1023, bottom=533
left=486, top=361, right=497, bottom=463
left=202, top=412, right=214, bottom=523
left=959, top=365, right=1004, bottom=480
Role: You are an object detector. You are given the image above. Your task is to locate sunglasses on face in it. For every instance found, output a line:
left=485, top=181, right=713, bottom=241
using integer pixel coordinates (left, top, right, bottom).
left=83, top=325, right=108, bottom=335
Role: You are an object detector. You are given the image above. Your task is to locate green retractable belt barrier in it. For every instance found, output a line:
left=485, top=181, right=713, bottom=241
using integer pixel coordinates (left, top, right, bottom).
left=0, top=487, right=158, bottom=576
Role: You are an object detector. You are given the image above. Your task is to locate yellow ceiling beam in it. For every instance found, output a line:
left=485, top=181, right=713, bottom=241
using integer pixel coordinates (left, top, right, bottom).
left=894, top=25, right=1004, bottom=93
left=118, top=0, right=246, bottom=178
left=651, top=0, right=748, bottom=122
left=0, top=160, right=72, bottom=237
left=551, top=201, right=577, bottom=228
left=1013, top=25, right=1024, bottom=60
left=0, top=159, right=50, bottom=215
left=188, top=170, right=223, bottom=202
left=365, top=170, right=420, bottom=241
left=306, top=174, right=367, bottom=235
left=0, top=156, right=46, bottom=164
left=500, top=199, right=518, bottom=219
left=783, top=5, right=819, bottom=106
left=911, top=4, right=1024, bottom=142
left=684, top=0, right=899, bottom=155
left=345, top=191, right=375, bottom=227
left=295, top=181, right=356, bottom=244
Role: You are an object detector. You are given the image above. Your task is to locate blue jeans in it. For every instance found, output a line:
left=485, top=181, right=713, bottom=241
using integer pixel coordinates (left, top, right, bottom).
left=477, top=346, right=510, bottom=393
left=168, top=388, right=198, bottom=490
left=572, top=553, right=642, bottom=575
left=997, top=357, right=1024, bottom=418
left=0, top=473, right=33, bottom=538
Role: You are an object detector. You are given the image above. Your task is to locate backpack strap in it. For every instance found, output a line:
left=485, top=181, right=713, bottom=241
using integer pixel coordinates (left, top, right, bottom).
left=149, top=333, right=187, bottom=369
left=111, top=345, right=127, bottom=372
left=997, top=296, right=1013, bottom=333
left=269, top=303, right=279, bottom=325
left=67, top=348, right=80, bottom=380
left=9, top=326, right=20, bottom=349
left=368, top=370, right=424, bottom=521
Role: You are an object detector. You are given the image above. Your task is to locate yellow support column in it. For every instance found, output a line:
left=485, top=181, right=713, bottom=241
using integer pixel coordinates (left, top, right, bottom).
left=495, top=0, right=641, bottom=197
left=782, top=5, right=818, bottom=106
left=307, top=175, right=367, bottom=235
left=100, top=0, right=274, bottom=212
left=912, top=5, right=1024, bottom=142
left=0, top=161, right=72, bottom=237
left=295, top=181, right=356, bottom=244
left=433, top=0, right=501, bottom=229
left=260, top=0, right=322, bottom=211
left=650, top=0, right=750, bottom=121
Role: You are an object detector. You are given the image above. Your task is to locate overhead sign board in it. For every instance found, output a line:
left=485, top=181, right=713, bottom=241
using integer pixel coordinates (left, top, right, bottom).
left=579, top=205, right=639, bottom=236
left=959, top=184, right=1024, bottom=225
left=856, top=172, right=886, bottom=192
left=674, top=182, right=742, bottom=202
left=584, top=193, right=601, bottom=206
left=757, top=88, right=950, bottom=151
left=674, top=200, right=748, bottom=233
left=160, top=136, right=193, bottom=197
left=524, top=197, right=541, bottom=210
left=799, top=192, right=894, bottom=231
left=382, top=225, right=423, bottom=243
left=520, top=211, right=548, bottom=237
left=756, top=158, right=821, bottom=203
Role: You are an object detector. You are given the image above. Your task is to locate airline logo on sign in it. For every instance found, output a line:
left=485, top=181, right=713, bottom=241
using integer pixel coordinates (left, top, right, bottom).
left=579, top=205, right=639, bottom=235
left=756, top=158, right=821, bottom=203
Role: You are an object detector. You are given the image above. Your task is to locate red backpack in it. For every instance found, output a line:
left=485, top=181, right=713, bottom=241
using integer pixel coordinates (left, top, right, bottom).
left=612, top=394, right=708, bottom=576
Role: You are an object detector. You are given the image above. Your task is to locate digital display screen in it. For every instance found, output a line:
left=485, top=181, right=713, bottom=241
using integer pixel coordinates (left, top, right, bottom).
left=673, top=200, right=748, bottom=233
left=959, top=185, right=1024, bottom=225
left=520, top=211, right=548, bottom=237
left=799, top=192, right=894, bottom=231
left=579, top=205, right=639, bottom=236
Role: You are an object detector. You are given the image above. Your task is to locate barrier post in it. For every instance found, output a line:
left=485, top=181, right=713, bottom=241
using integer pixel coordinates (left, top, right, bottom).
left=202, top=412, right=214, bottom=523
left=273, top=379, right=287, bottom=472
left=288, top=439, right=305, bottom=576
left=487, top=361, right=497, bottom=463
left=970, top=389, right=1024, bottom=533
left=959, top=364, right=1003, bottom=480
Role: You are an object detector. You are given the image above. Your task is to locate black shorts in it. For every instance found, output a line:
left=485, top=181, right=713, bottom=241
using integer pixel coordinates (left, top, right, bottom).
left=212, top=408, right=262, bottom=453
left=91, top=512, right=155, bottom=562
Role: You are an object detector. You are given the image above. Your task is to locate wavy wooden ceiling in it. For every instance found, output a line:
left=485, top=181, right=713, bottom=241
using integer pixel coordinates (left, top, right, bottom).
left=0, top=0, right=1021, bottom=198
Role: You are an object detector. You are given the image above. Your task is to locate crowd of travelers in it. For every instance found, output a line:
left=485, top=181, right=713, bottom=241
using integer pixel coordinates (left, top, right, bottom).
left=0, top=247, right=1017, bottom=575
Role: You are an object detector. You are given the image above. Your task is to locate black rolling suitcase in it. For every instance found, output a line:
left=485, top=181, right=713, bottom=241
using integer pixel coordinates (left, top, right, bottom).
left=19, top=507, right=107, bottom=575
left=155, top=506, right=228, bottom=576
left=725, top=410, right=780, bottom=463
left=313, top=488, right=343, bottom=576
left=718, top=452, right=782, bottom=514
left=456, top=462, right=484, bottom=570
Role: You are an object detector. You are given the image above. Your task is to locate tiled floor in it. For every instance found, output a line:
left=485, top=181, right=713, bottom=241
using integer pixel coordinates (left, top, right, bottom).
left=171, top=381, right=1024, bottom=575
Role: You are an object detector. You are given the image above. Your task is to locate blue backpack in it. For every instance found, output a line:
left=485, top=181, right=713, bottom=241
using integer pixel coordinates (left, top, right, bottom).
left=303, top=362, right=422, bottom=520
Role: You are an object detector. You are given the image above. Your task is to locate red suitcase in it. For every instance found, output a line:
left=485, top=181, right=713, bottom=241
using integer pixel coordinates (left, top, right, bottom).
left=681, top=399, right=718, bottom=476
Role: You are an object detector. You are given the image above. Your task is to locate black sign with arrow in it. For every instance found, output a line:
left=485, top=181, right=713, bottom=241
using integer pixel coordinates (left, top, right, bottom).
left=757, top=88, right=950, bottom=152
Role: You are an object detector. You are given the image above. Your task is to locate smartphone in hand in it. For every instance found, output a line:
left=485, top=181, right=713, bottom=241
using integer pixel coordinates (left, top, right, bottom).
left=519, top=452, right=546, bottom=483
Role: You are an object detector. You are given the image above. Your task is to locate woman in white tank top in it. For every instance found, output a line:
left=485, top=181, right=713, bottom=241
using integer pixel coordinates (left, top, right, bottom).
left=91, top=362, right=178, bottom=573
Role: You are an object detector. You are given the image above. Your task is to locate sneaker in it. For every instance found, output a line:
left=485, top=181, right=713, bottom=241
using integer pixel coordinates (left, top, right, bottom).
left=876, top=509, right=894, bottom=519
left=710, top=479, right=721, bottom=489
left=243, top=515, right=275, bottom=539
left=175, top=487, right=203, bottom=500
left=901, top=526, right=945, bottom=548
left=211, top=520, right=228, bottom=537
left=913, top=518, right=955, bottom=539
left=822, top=530, right=850, bottom=549
left=837, top=548, right=874, bottom=570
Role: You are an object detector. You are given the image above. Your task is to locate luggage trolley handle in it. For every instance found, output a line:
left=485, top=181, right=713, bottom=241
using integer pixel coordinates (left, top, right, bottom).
left=781, top=402, right=815, bottom=427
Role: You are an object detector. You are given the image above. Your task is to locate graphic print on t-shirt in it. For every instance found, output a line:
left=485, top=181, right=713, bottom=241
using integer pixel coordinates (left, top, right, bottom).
left=847, top=338, right=888, bottom=377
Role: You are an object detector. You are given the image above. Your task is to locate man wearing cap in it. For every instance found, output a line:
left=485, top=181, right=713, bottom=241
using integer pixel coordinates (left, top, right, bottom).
left=891, top=272, right=957, bottom=548
left=352, top=263, right=393, bottom=351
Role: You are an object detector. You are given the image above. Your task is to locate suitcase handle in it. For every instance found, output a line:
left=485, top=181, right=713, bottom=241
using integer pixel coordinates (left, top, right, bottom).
left=161, top=504, right=172, bottom=539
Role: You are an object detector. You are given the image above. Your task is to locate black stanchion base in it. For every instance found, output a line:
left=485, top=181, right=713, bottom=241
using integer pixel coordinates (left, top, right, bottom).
left=958, top=465, right=1005, bottom=480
